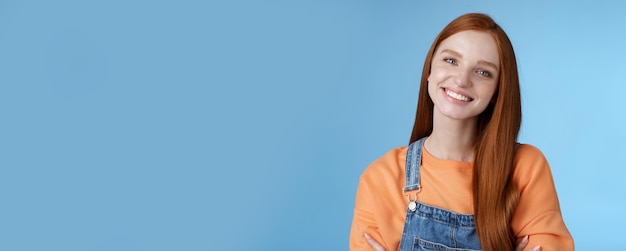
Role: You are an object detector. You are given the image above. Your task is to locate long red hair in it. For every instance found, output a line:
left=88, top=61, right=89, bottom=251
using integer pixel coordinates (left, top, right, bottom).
left=409, top=13, right=522, bottom=251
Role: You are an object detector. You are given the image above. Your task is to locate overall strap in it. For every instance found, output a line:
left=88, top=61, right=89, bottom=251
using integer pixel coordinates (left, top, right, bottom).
left=404, top=137, right=427, bottom=191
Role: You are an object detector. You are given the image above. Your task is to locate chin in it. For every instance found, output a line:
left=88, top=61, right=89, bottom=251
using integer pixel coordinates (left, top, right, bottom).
left=438, top=108, right=481, bottom=121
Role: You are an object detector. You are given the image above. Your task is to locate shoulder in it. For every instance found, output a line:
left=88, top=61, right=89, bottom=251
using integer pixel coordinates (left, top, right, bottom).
left=359, top=146, right=408, bottom=188
left=514, top=143, right=548, bottom=166
left=513, top=143, right=556, bottom=191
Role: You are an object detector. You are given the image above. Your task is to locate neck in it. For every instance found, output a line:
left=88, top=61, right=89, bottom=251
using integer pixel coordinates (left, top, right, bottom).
left=426, top=113, right=478, bottom=162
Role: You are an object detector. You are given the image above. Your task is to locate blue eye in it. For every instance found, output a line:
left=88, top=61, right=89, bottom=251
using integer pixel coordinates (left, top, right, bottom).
left=444, top=58, right=457, bottom=65
left=477, top=69, right=492, bottom=77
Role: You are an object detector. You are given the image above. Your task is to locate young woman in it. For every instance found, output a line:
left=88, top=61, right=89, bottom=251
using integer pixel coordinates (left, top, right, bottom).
left=349, top=13, right=574, bottom=251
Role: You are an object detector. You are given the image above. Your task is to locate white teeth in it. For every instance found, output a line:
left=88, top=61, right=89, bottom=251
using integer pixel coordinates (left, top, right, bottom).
left=446, top=89, right=471, bottom=102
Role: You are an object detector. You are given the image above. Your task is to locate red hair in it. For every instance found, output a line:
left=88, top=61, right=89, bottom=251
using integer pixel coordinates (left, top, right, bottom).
left=409, top=13, right=522, bottom=251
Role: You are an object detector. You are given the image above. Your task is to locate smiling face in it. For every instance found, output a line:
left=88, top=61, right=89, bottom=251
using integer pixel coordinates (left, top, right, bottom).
left=427, top=30, right=500, bottom=122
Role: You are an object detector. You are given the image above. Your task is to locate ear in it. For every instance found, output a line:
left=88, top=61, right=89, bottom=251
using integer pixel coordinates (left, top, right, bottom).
left=490, top=83, right=500, bottom=104
left=490, top=91, right=498, bottom=104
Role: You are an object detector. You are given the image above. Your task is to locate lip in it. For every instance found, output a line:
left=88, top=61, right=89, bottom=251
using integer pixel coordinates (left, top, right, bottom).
left=441, top=87, right=474, bottom=103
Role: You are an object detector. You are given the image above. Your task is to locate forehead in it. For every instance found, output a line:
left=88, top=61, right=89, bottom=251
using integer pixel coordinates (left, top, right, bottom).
left=436, top=30, right=500, bottom=67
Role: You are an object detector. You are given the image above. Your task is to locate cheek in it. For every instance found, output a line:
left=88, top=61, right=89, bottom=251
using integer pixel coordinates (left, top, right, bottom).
left=427, top=69, right=448, bottom=97
left=427, top=68, right=445, bottom=83
left=480, top=82, right=498, bottom=101
left=428, top=67, right=456, bottom=92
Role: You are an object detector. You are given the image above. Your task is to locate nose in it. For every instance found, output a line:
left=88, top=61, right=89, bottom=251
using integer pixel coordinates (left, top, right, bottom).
left=454, top=69, right=472, bottom=87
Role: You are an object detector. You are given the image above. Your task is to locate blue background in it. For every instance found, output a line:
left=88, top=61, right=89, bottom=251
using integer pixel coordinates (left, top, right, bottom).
left=1, top=1, right=624, bottom=250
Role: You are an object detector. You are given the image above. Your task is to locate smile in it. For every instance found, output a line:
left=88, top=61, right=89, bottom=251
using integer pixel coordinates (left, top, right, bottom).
left=445, top=89, right=473, bottom=102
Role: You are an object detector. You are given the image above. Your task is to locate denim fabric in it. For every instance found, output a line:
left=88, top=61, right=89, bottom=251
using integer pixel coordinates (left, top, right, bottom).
left=398, top=137, right=481, bottom=251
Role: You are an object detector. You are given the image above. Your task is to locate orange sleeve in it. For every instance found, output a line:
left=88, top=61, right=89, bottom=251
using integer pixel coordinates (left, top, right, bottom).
left=349, top=147, right=406, bottom=251
left=349, top=175, right=390, bottom=251
left=511, top=144, right=574, bottom=251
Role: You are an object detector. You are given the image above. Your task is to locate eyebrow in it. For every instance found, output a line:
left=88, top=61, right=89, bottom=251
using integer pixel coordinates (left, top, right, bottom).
left=440, top=49, right=499, bottom=71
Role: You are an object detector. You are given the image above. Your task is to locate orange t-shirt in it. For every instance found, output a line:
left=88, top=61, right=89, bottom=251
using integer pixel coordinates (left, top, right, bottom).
left=349, top=144, right=574, bottom=251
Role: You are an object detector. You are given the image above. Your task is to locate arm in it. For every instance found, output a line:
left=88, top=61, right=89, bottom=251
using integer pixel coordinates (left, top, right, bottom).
left=349, top=176, right=390, bottom=251
left=511, top=145, right=574, bottom=251
left=350, top=148, right=408, bottom=250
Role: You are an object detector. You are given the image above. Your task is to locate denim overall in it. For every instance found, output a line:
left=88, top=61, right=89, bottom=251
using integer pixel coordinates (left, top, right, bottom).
left=398, top=137, right=481, bottom=251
